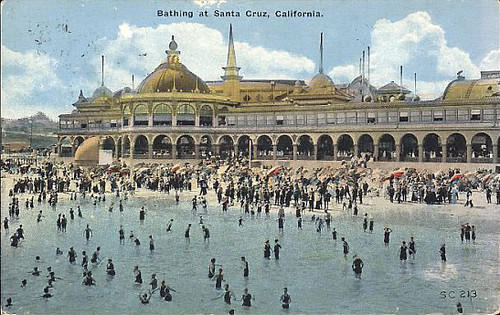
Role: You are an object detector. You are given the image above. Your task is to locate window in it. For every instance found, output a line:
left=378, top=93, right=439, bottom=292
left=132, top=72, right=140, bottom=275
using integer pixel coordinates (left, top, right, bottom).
left=81, top=123, right=87, bottom=129
left=483, top=109, right=494, bottom=121
left=399, top=111, right=409, bottom=122
left=357, top=112, right=366, bottom=124
left=327, top=113, right=336, bottom=124
left=470, top=109, right=481, bottom=121
left=421, top=111, right=432, bottom=122
left=347, top=112, right=356, bottom=124
left=306, top=114, right=317, bottom=125
left=317, top=113, right=326, bottom=125
left=377, top=112, right=387, bottom=123
left=285, top=115, right=295, bottom=125
left=218, top=116, right=227, bottom=126
left=266, top=115, right=274, bottom=125
left=367, top=113, right=375, bottom=124
left=296, top=114, right=305, bottom=125
left=410, top=111, right=420, bottom=123
left=226, top=116, right=235, bottom=126
left=276, top=115, right=284, bottom=126
left=246, top=115, right=256, bottom=126
left=388, top=112, right=398, bottom=123
left=238, top=116, right=246, bottom=126
left=257, top=115, right=266, bottom=126
left=458, top=110, right=468, bottom=121
left=110, top=120, right=117, bottom=128
left=445, top=110, right=456, bottom=121
left=336, top=113, right=346, bottom=124
left=433, top=111, right=443, bottom=122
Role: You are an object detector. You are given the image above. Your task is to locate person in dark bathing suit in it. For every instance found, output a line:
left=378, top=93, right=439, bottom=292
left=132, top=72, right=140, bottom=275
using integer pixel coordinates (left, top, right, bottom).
left=280, top=287, right=291, bottom=309
left=399, top=241, right=408, bottom=261
left=352, top=255, right=364, bottom=278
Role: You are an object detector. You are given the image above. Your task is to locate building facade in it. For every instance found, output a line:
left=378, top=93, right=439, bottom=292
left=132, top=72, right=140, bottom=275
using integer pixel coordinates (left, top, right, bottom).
left=58, top=27, right=500, bottom=165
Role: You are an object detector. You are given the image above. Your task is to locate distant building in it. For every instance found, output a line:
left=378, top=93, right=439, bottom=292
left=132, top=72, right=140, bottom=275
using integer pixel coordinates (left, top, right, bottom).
left=58, top=26, right=500, bottom=166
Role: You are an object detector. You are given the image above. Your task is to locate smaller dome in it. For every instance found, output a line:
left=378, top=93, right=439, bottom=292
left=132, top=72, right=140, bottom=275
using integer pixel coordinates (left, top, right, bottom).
left=92, top=85, right=113, bottom=99
left=74, top=137, right=99, bottom=166
left=308, top=73, right=334, bottom=94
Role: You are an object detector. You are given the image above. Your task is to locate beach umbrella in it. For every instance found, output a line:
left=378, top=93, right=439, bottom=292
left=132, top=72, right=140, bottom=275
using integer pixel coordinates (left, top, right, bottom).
left=449, top=174, right=463, bottom=182
left=267, top=166, right=281, bottom=176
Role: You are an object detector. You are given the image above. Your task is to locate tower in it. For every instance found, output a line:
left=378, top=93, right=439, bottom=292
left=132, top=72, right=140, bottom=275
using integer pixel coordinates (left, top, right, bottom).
left=222, top=24, right=242, bottom=101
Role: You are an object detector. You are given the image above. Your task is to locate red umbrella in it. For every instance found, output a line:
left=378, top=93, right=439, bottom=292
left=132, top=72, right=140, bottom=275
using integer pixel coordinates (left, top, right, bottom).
left=449, top=174, right=463, bottom=182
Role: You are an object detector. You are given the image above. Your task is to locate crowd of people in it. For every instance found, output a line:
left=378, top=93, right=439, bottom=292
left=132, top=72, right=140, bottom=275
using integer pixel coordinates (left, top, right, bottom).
left=1, top=154, right=499, bottom=314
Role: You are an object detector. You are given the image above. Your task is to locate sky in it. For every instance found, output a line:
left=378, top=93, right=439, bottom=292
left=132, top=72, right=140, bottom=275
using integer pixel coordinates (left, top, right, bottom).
left=1, top=0, right=499, bottom=120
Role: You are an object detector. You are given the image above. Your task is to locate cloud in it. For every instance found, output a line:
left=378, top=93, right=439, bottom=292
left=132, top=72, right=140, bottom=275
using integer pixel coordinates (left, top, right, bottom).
left=96, top=22, right=315, bottom=91
left=1, top=45, right=71, bottom=119
left=192, top=0, right=227, bottom=8
left=329, top=11, right=493, bottom=99
left=479, top=49, right=500, bottom=70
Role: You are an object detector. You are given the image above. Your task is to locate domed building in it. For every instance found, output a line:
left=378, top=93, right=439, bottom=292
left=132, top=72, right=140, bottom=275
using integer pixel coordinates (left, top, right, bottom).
left=58, top=26, right=500, bottom=167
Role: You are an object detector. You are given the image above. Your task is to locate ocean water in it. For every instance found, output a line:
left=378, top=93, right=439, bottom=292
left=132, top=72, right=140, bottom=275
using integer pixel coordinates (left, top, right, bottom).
left=1, top=183, right=499, bottom=314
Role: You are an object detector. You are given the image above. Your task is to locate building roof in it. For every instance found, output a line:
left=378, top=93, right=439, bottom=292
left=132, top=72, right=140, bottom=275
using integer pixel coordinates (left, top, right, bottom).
left=442, top=78, right=500, bottom=100
left=74, top=136, right=99, bottom=165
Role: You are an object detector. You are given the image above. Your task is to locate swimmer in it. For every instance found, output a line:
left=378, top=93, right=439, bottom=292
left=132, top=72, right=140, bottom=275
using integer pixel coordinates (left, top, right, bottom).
left=383, top=227, right=392, bottom=246
left=408, top=237, right=416, bottom=258
left=213, top=283, right=235, bottom=304
left=83, top=224, right=93, bottom=241
left=150, top=274, right=158, bottom=290
left=332, top=228, right=337, bottom=241
left=238, top=216, right=244, bottom=227
left=166, top=219, right=173, bottom=232
left=149, top=235, right=155, bottom=251
left=31, top=267, right=40, bottom=276
left=214, top=268, right=224, bottom=289
left=42, top=286, right=52, bottom=298
left=81, top=251, right=88, bottom=267
left=134, top=266, right=143, bottom=284
left=106, top=259, right=115, bottom=276
left=280, top=287, right=291, bottom=309
left=134, top=237, right=141, bottom=246
left=363, top=213, right=368, bottom=232
left=202, top=226, right=210, bottom=242
left=56, top=247, right=63, bottom=255
left=185, top=224, right=191, bottom=242
left=274, top=239, right=282, bottom=260
left=241, top=256, right=249, bottom=278
left=139, top=290, right=151, bottom=304
left=241, top=288, right=253, bottom=307
left=119, top=226, right=125, bottom=244
left=352, top=255, right=364, bottom=278
left=67, top=247, right=77, bottom=263
left=297, top=217, right=302, bottom=229
left=5, top=297, right=12, bottom=308
left=439, top=244, right=446, bottom=262
left=264, top=240, right=271, bottom=259
left=21, top=279, right=27, bottom=287
left=3, top=217, right=8, bottom=230
left=369, top=217, right=374, bottom=233
left=208, top=258, right=217, bottom=279
left=342, top=237, right=349, bottom=258
left=399, top=241, right=408, bottom=261
left=90, top=247, right=101, bottom=264
left=159, top=280, right=176, bottom=301
left=139, top=206, right=146, bottom=221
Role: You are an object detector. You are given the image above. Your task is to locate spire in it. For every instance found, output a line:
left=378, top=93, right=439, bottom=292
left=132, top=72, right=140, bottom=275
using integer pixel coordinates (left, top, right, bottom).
left=222, top=24, right=241, bottom=81
left=166, top=35, right=180, bottom=66
left=101, top=55, right=105, bottom=86
left=319, top=32, right=324, bottom=74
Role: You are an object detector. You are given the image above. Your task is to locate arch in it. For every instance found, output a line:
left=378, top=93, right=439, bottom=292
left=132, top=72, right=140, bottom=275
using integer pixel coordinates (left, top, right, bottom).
left=101, top=137, right=116, bottom=157
left=277, top=135, right=293, bottom=160
left=400, top=134, right=418, bottom=161
left=152, top=135, right=172, bottom=158
left=317, top=135, right=334, bottom=160
left=123, top=136, right=131, bottom=158
left=123, top=105, right=131, bottom=127
left=176, top=135, right=195, bottom=159
left=256, top=135, right=273, bottom=158
left=134, top=135, right=148, bottom=157
left=378, top=134, right=396, bottom=161
left=337, top=134, right=354, bottom=159
left=59, top=137, right=73, bottom=157
left=471, top=132, right=493, bottom=162
left=199, top=135, right=213, bottom=158
left=199, top=105, right=214, bottom=127
left=446, top=133, right=466, bottom=162
left=297, top=135, right=314, bottom=159
left=423, top=133, right=442, bottom=162
left=133, top=104, right=149, bottom=126
left=358, top=134, right=374, bottom=155
left=177, top=104, right=195, bottom=126
left=153, top=104, right=172, bottom=126
left=74, top=136, right=85, bottom=147
left=237, top=135, right=253, bottom=158
left=219, top=135, right=234, bottom=159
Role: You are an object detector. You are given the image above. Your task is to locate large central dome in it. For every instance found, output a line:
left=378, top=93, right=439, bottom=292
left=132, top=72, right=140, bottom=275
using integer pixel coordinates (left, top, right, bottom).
left=137, top=36, right=210, bottom=94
